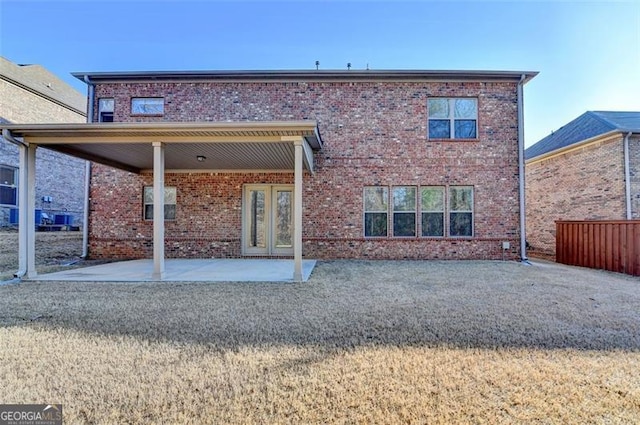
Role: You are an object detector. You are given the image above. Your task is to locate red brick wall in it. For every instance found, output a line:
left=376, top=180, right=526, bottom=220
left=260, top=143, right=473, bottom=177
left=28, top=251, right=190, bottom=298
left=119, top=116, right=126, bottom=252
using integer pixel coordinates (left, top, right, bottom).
left=630, top=136, right=640, bottom=219
left=90, top=80, right=523, bottom=260
left=525, top=136, right=627, bottom=258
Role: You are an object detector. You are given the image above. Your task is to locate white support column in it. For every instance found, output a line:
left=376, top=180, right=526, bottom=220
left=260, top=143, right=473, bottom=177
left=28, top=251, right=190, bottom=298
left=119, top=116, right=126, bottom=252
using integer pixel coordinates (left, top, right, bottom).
left=16, top=144, right=29, bottom=277
left=152, top=142, right=166, bottom=280
left=26, top=144, right=37, bottom=278
left=293, top=139, right=303, bottom=282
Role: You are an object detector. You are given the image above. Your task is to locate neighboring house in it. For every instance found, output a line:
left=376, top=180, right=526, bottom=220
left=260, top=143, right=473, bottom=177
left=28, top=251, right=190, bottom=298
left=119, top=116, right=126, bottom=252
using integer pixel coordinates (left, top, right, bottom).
left=0, top=57, right=87, bottom=227
left=525, top=111, right=640, bottom=258
left=3, top=69, right=536, bottom=280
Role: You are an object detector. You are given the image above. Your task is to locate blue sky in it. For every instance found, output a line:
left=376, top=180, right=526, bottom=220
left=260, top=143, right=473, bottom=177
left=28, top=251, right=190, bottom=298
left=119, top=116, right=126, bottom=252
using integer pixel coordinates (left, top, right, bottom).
left=1, top=0, right=639, bottom=147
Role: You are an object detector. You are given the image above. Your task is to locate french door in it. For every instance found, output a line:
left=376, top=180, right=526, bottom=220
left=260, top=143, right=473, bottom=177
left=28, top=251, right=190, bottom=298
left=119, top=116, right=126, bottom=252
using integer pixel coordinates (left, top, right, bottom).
left=243, top=185, right=294, bottom=256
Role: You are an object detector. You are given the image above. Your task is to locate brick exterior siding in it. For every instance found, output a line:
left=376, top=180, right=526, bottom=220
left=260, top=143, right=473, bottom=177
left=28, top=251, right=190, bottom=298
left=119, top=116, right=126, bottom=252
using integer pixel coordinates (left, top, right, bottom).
left=630, top=136, right=640, bottom=219
left=89, top=79, right=523, bottom=260
left=0, top=74, right=86, bottom=227
left=525, top=136, right=630, bottom=258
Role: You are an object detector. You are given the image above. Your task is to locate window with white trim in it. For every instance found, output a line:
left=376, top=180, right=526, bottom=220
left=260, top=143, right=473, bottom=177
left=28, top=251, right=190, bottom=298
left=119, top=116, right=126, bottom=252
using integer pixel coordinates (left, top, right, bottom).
left=421, top=186, right=445, bottom=237
left=98, top=98, right=114, bottom=122
left=392, top=186, right=416, bottom=237
left=131, top=97, right=164, bottom=115
left=364, top=186, right=388, bottom=237
left=449, top=186, right=474, bottom=237
left=0, top=165, right=17, bottom=206
left=143, top=186, right=177, bottom=220
left=428, top=98, right=478, bottom=139
left=364, top=185, right=474, bottom=238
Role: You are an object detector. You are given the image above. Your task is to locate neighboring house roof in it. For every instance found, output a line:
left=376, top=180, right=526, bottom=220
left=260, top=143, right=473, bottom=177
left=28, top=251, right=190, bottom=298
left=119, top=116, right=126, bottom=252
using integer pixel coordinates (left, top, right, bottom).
left=525, top=111, right=640, bottom=160
left=73, top=69, right=538, bottom=84
left=0, top=57, right=86, bottom=116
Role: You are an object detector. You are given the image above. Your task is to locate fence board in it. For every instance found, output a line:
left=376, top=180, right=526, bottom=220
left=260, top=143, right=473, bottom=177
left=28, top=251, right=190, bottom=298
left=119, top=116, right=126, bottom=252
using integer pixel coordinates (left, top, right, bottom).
left=556, top=220, right=640, bottom=277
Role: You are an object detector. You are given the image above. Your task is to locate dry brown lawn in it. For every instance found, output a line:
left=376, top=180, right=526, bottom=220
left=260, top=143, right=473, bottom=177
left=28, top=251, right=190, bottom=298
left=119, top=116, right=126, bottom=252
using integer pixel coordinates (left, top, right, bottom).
left=1, top=236, right=639, bottom=423
left=0, top=229, right=84, bottom=280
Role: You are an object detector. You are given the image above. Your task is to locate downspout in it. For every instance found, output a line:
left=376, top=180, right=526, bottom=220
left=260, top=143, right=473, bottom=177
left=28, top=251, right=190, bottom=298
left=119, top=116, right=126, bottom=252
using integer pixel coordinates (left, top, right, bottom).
left=624, top=132, right=632, bottom=219
left=517, top=74, right=529, bottom=263
left=81, top=76, right=94, bottom=258
left=3, top=129, right=28, bottom=279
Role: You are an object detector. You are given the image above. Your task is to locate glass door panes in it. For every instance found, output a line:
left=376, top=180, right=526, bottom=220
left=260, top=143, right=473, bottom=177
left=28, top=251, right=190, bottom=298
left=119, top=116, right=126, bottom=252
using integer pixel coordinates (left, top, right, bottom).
left=244, top=185, right=294, bottom=255
left=248, top=189, right=266, bottom=249
left=274, top=189, right=292, bottom=249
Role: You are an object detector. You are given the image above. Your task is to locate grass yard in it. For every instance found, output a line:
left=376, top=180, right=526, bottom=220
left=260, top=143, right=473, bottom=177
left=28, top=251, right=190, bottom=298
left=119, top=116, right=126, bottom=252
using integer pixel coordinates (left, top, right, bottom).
left=1, top=260, right=639, bottom=423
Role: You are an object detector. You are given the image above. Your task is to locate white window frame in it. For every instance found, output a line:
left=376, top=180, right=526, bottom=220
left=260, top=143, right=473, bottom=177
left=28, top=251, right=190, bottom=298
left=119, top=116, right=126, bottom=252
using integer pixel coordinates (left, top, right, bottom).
left=98, top=98, right=114, bottom=122
left=143, top=186, right=177, bottom=221
left=448, top=186, right=474, bottom=237
left=0, top=165, right=18, bottom=207
left=420, top=186, right=445, bottom=237
left=131, top=97, right=164, bottom=115
left=363, top=186, right=389, bottom=238
left=427, top=97, right=478, bottom=140
left=392, top=186, right=417, bottom=237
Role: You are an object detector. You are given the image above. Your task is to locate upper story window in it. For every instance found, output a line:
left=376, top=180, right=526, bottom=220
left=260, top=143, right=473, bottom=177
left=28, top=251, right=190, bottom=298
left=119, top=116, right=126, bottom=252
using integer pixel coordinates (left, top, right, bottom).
left=0, top=165, right=18, bottom=206
left=428, top=98, right=477, bottom=139
left=131, top=98, right=164, bottom=115
left=98, top=98, right=114, bottom=122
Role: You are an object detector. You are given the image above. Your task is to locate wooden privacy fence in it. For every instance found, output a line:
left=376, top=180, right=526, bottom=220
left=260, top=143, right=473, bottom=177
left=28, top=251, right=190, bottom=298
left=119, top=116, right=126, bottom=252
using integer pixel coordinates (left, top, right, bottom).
left=556, top=220, right=640, bottom=277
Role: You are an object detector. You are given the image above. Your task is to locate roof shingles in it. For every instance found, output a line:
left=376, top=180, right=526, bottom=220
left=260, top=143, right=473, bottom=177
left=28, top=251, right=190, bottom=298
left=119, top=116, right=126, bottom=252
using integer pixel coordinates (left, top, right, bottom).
left=525, top=111, right=640, bottom=160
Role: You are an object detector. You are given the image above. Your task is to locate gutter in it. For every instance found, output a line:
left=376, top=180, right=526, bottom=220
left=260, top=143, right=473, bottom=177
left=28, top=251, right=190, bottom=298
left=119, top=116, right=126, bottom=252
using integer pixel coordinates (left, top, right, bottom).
left=81, top=76, right=94, bottom=258
left=517, top=74, right=528, bottom=262
left=624, top=132, right=632, bottom=219
left=2, top=128, right=27, bottom=147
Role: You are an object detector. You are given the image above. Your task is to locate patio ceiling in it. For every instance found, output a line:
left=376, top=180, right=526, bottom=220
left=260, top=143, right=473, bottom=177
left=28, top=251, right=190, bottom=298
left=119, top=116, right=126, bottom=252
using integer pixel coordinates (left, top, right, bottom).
left=2, top=121, right=322, bottom=173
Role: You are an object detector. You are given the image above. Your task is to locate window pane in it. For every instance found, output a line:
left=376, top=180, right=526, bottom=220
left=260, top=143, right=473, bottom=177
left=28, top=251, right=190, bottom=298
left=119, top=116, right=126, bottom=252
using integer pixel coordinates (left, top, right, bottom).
left=454, top=99, right=477, bottom=119
left=275, top=190, right=292, bottom=247
left=421, top=187, right=444, bottom=211
left=364, top=187, right=388, bottom=211
left=98, top=98, right=114, bottom=112
left=450, top=212, right=472, bottom=237
left=394, top=213, right=415, bottom=237
left=422, top=212, right=444, bottom=237
left=164, top=187, right=177, bottom=204
left=0, top=167, right=16, bottom=185
left=144, top=204, right=154, bottom=220
left=454, top=120, right=477, bottom=138
left=365, top=212, right=387, bottom=237
left=449, top=187, right=473, bottom=211
left=0, top=186, right=17, bottom=205
left=428, top=98, right=449, bottom=118
left=428, top=120, right=450, bottom=138
left=132, top=98, right=164, bottom=115
left=393, top=186, right=416, bottom=212
left=249, top=190, right=266, bottom=248
left=164, top=204, right=176, bottom=220
left=144, top=186, right=154, bottom=204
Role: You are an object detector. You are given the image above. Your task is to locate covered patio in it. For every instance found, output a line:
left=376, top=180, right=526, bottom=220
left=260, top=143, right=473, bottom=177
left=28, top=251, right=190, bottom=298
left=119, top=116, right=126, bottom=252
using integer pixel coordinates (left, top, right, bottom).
left=2, top=121, right=322, bottom=282
left=31, top=258, right=317, bottom=282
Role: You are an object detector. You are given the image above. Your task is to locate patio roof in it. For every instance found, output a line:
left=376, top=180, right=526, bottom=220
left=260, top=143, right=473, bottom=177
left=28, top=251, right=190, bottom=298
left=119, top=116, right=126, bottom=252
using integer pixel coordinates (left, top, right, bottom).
left=2, top=121, right=321, bottom=282
left=2, top=121, right=322, bottom=173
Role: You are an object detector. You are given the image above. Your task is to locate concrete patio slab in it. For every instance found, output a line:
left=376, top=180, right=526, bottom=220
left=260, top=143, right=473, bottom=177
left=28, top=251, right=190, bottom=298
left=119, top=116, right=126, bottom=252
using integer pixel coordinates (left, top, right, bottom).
left=30, top=259, right=317, bottom=282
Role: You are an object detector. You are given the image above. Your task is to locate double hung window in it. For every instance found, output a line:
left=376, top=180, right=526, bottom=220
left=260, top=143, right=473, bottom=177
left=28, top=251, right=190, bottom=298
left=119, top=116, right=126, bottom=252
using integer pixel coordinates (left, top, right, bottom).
left=428, top=98, right=478, bottom=139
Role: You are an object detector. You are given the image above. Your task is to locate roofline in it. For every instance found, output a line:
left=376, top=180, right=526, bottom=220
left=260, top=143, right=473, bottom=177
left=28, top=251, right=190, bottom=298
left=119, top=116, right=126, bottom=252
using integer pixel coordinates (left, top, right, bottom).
left=73, top=69, right=538, bottom=84
left=525, top=129, right=639, bottom=164
left=1, top=120, right=323, bottom=149
left=0, top=73, right=87, bottom=117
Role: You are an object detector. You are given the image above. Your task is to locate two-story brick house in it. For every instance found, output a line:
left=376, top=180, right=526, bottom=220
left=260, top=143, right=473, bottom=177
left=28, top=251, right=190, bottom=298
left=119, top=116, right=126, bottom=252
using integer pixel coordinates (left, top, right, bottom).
left=0, top=57, right=87, bottom=228
left=3, top=69, right=536, bottom=280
